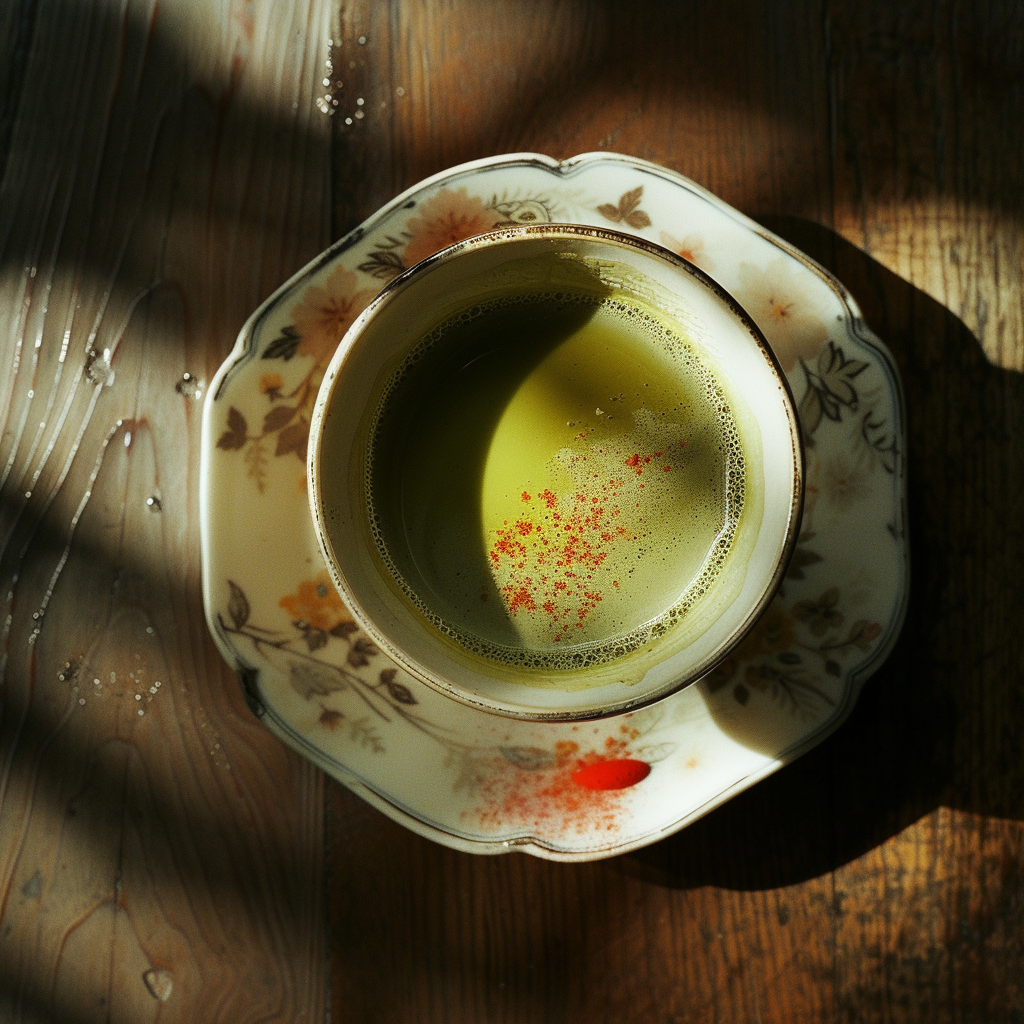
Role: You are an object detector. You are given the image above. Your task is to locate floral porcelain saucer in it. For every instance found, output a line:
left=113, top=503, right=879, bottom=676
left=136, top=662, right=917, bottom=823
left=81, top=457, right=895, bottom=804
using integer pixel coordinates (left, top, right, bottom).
left=200, top=152, right=908, bottom=861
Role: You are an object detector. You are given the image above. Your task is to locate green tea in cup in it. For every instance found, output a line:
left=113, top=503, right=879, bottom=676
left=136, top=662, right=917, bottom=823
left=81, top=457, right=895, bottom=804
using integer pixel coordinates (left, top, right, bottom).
left=368, top=283, right=744, bottom=667
left=309, top=226, right=802, bottom=720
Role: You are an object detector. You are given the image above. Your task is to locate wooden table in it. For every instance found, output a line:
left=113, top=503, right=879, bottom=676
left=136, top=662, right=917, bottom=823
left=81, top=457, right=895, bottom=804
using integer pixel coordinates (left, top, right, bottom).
left=2, top=1, right=1022, bottom=1020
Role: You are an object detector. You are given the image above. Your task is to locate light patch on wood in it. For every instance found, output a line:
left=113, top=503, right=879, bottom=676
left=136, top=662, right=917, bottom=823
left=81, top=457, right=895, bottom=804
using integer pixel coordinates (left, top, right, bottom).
left=143, top=967, right=174, bottom=1002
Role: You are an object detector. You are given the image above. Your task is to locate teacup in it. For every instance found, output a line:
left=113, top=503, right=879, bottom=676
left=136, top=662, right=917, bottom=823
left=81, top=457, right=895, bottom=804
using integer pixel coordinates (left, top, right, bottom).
left=308, top=225, right=803, bottom=720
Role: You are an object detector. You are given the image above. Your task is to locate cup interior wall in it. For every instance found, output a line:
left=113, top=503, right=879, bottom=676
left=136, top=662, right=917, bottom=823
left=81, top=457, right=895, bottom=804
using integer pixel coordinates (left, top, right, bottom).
left=309, top=228, right=802, bottom=721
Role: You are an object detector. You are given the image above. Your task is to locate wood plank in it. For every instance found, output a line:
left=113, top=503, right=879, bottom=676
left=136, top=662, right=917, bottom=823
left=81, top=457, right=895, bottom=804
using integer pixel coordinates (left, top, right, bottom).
left=822, top=2, right=1024, bottom=1019
left=0, top=1, right=333, bottom=1020
left=329, top=0, right=834, bottom=231
left=828, top=0, right=1024, bottom=369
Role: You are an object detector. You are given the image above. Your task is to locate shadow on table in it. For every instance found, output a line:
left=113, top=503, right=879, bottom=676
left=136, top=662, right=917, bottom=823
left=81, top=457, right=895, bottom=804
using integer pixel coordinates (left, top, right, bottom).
left=621, top=217, right=1024, bottom=891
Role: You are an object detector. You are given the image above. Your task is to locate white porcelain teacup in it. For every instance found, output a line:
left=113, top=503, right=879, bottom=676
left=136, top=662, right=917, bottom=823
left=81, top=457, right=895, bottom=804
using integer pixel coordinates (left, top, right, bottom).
left=308, top=225, right=803, bottom=721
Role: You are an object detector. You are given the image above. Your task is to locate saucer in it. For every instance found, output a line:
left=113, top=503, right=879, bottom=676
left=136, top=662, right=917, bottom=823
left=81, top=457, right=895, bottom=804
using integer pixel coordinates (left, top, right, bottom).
left=200, top=152, right=908, bottom=861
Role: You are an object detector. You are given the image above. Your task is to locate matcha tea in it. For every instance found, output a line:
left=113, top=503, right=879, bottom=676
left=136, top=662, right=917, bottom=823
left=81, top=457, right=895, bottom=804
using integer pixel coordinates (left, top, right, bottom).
left=365, top=290, right=745, bottom=670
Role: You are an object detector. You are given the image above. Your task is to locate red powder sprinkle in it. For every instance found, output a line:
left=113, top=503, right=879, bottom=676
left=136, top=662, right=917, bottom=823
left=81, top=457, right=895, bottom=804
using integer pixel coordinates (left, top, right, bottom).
left=469, top=737, right=645, bottom=835
left=679, top=440, right=687, bottom=447
left=505, top=586, right=536, bottom=614
left=654, top=451, right=664, bottom=458
left=573, top=759, right=651, bottom=790
left=662, top=465, right=671, bottom=472
left=486, top=463, right=649, bottom=638
left=643, top=456, right=651, bottom=463
left=492, top=536, right=525, bottom=561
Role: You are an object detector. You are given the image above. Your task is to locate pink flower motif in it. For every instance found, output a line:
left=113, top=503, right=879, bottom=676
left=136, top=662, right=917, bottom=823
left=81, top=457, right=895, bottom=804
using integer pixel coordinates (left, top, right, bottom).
left=822, top=453, right=872, bottom=507
left=403, top=188, right=501, bottom=267
left=291, top=266, right=377, bottom=368
left=659, top=231, right=713, bottom=272
left=733, top=259, right=830, bottom=372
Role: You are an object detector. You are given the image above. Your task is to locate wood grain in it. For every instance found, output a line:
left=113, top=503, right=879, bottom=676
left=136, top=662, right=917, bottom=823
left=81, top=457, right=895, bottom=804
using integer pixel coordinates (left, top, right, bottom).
left=0, top=1, right=333, bottom=1020
left=2, top=0, right=1023, bottom=1021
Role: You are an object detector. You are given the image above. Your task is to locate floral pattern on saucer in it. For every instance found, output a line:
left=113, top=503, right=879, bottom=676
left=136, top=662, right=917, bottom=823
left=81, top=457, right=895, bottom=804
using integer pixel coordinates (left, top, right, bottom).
left=200, top=152, right=907, bottom=860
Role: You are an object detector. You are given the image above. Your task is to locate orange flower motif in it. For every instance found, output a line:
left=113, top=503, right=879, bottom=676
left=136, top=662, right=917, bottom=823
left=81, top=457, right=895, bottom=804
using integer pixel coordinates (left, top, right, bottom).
left=659, top=231, right=713, bottom=272
left=259, top=372, right=284, bottom=397
left=291, top=267, right=376, bottom=368
left=403, top=188, right=500, bottom=268
left=734, top=259, right=829, bottom=372
left=279, top=570, right=353, bottom=633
